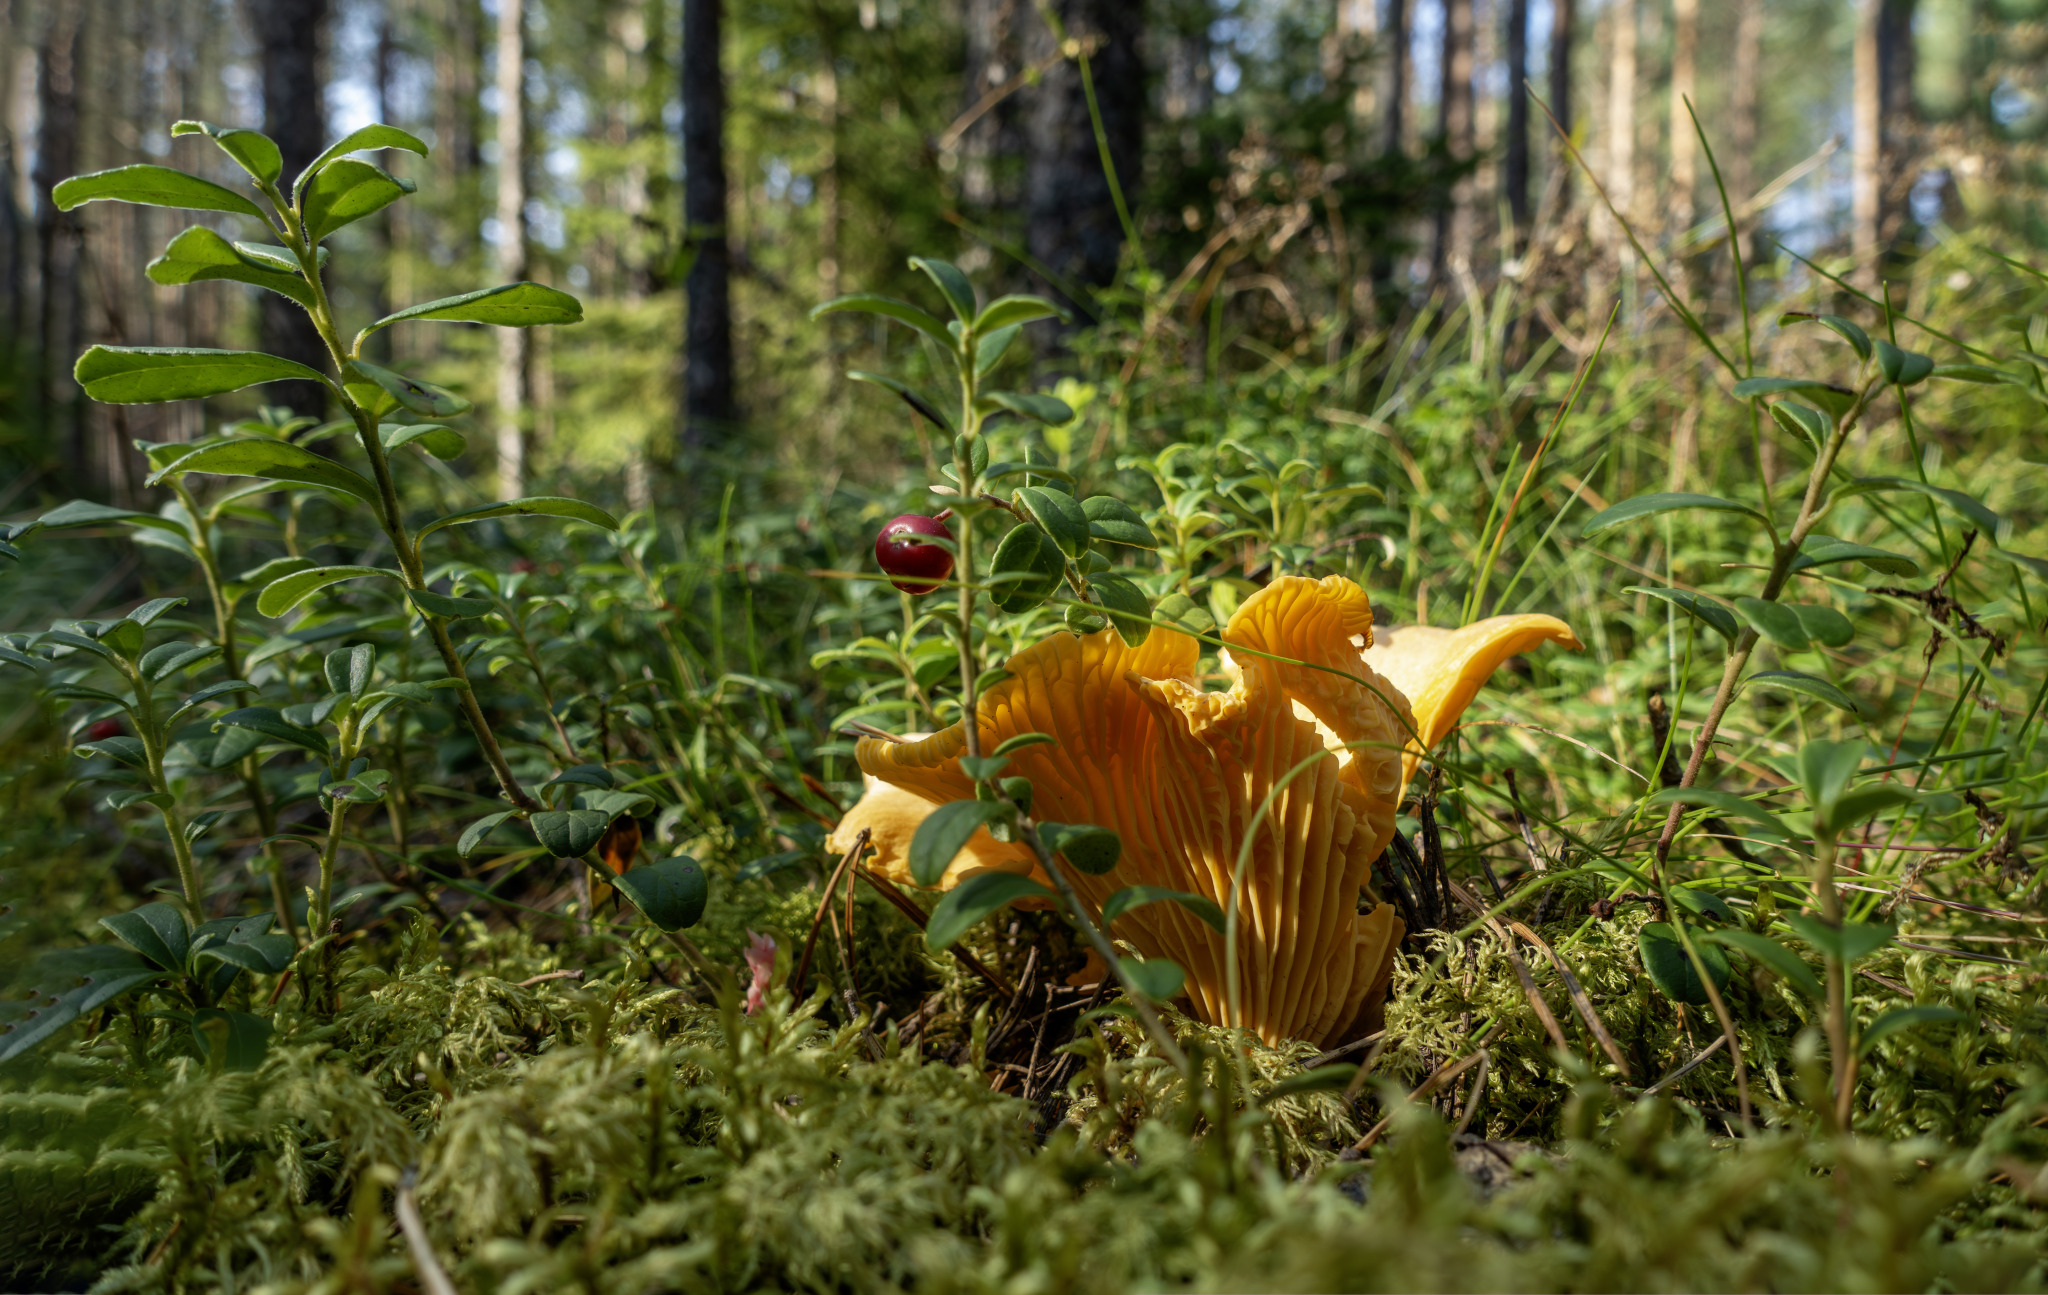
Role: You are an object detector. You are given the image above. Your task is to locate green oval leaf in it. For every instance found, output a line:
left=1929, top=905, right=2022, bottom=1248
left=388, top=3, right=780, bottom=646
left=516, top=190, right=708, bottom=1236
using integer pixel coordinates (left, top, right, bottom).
left=846, top=370, right=954, bottom=433
left=1792, top=537, right=1920, bottom=578
left=1081, top=496, right=1159, bottom=549
left=1928, top=363, right=2008, bottom=384
left=908, top=799, right=1010, bottom=887
left=406, top=587, right=495, bottom=620
left=345, top=359, right=471, bottom=418
left=1745, top=670, right=1863, bottom=714
left=981, top=390, right=1076, bottom=425
left=1732, top=375, right=1857, bottom=417
left=1872, top=339, right=1935, bottom=386
left=1768, top=401, right=1830, bottom=453
left=531, top=809, right=611, bottom=859
left=380, top=422, right=467, bottom=461
left=171, top=120, right=283, bottom=184
left=1090, top=575, right=1153, bottom=647
left=925, top=871, right=1056, bottom=950
left=1100, top=885, right=1226, bottom=934
left=1703, top=929, right=1824, bottom=1000
left=212, top=706, right=330, bottom=757
left=1782, top=913, right=1894, bottom=964
left=99, top=902, right=192, bottom=973
left=0, top=958, right=164, bottom=1063
left=254, top=565, right=402, bottom=618
left=458, top=811, right=517, bottom=858
left=1036, top=821, right=1121, bottom=875
left=364, top=282, right=583, bottom=338
left=1831, top=477, right=2010, bottom=545
left=1647, top=786, right=1791, bottom=840
left=1014, top=486, right=1090, bottom=559
left=810, top=293, right=955, bottom=349
left=1638, top=922, right=1731, bottom=1006
left=1776, top=312, right=1871, bottom=360
left=147, top=225, right=312, bottom=307
left=296, top=123, right=429, bottom=193
left=1734, top=596, right=1809, bottom=650
left=415, top=496, right=620, bottom=549
left=1788, top=603, right=1854, bottom=648
left=974, top=293, right=1067, bottom=332
left=1122, top=957, right=1186, bottom=1002
left=52, top=164, right=271, bottom=221
left=613, top=856, right=709, bottom=931
left=301, top=158, right=415, bottom=242
left=75, top=346, right=330, bottom=405
left=146, top=437, right=379, bottom=506
left=992, top=732, right=1057, bottom=756
left=909, top=256, right=977, bottom=321
left=1625, top=586, right=1740, bottom=643
left=1580, top=492, right=1764, bottom=538
left=988, top=523, right=1066, bottom=613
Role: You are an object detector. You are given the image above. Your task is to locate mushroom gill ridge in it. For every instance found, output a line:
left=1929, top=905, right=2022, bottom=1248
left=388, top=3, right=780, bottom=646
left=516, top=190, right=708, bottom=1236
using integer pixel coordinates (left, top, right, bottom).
left=855, top=574, right=1413, bottom=1047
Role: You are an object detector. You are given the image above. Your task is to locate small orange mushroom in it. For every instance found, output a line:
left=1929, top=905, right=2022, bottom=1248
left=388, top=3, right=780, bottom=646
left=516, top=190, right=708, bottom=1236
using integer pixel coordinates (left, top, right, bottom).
left=836, top=574, right=1579, bottom=1046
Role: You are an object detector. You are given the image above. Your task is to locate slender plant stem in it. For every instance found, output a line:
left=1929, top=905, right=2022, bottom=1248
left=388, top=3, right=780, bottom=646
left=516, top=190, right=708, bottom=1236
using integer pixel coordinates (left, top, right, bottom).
left=1020, top=822, right=1190, bottom=1074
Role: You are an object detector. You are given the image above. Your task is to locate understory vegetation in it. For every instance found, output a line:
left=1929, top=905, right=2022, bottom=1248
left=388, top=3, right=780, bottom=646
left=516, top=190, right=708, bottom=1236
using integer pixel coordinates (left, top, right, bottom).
left=3, top=114, right=2048, bottom=1294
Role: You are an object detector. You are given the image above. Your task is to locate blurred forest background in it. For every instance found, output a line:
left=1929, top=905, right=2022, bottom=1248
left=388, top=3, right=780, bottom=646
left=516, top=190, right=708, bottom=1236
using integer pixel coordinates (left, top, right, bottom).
left=2, top=0, right=2045, bottom=517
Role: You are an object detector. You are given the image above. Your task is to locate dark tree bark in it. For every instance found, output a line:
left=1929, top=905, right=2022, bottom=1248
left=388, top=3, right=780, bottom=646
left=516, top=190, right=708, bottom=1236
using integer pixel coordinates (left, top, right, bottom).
left=1878, top=0, right=1918, bottom=246
left=1548, top=0, right=1572, bottom=207
left=34, top=1, right=83, bottom=480
left=248, top=0, right=331, bottom=414
left=1381, top=0, right=1407, bottom=158
left=680, top=0, right=734, bottom=450
left=1504, top=0, right=1530, bottom=238
left=1433, top=0, right=1474, bottom=276
left=1024, top=0, right=1143, bottom=310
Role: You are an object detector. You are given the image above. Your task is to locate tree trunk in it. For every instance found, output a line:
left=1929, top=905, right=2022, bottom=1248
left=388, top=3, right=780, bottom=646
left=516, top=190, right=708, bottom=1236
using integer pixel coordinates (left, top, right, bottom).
left=1024, top=0, right=1143, bottom=309
left=248, top=0, right=331, bottom=414
left=1878, top=0, right=1918, bottom=251
left=1433, top=0, right=1474, bottom=277
left=1504, top=0, right=1530, bottom=239
left=1852, top=0, right=1880, bottom=288
left=1548, top=0, right=1572, bottom=207
left=34, top=0, right=83, bottom=483
left=681, top=0, right=734, bottom=451
left=1668, top=0, right=1697, bottom=233
left=1382, top=0, right=1408, bottom=158
left=1602, top=0, right=1635, bottom=244
left=1728, top=0, right=1760, bottom=208
left=493, top=0, right=528, bottom=497
left=1335, top=0, right=1376, bottom=123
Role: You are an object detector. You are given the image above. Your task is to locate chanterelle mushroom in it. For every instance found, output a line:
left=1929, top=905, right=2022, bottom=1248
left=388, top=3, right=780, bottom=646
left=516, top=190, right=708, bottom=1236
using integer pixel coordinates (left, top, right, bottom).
left=836, top=574, right=1579, bottom=1046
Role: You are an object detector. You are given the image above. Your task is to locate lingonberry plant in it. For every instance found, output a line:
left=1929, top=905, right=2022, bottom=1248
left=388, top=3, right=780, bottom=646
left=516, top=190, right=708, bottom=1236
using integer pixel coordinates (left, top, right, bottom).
left=816, top=260, right=1230, bottom=1067
left=0, top=120, right=710, bottom=1066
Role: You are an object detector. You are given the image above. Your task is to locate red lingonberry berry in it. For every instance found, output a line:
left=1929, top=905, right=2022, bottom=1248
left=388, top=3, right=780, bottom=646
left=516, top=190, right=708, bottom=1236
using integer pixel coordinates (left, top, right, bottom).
left=874, top=514, right=955, bottom=595
left=85, top=718, right=124, bottom=741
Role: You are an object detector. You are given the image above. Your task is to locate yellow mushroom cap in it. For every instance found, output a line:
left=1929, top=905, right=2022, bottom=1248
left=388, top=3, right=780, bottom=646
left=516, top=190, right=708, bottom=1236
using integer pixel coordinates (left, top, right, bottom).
left=826, top=772, right=1038, bottom=890
left=847, top=576, right=1577, bottom=1047
left=1362, top=614, right=1583, bottom=798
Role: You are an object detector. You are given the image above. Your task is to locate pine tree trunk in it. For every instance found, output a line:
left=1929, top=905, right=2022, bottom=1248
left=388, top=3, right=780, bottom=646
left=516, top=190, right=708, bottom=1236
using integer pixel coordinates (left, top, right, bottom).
left=1023, top=0, right=1142, bottom=308
left=1548, top=0, right=1572, bottom=207
left=1604, top=0, right=1634, bottom=239
left=495, top=0, right=528, bottom=497
left=1382, top=0, right=1408, bottom=158
left=1853, top=0, right=1881, bottom=287
left=1505, top=0, right=1530, bottom=239
left=1878, top=0, right=1918, bottom=251
left=1669, top=0, right=1697, bottom=233
left=681, top=0, right=734, bottom=450
left=35, top=0, right=83, bottom=484
left=248, top=0, right=331, bottom=414
left=1434, top=0, right=1474, bottom=277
